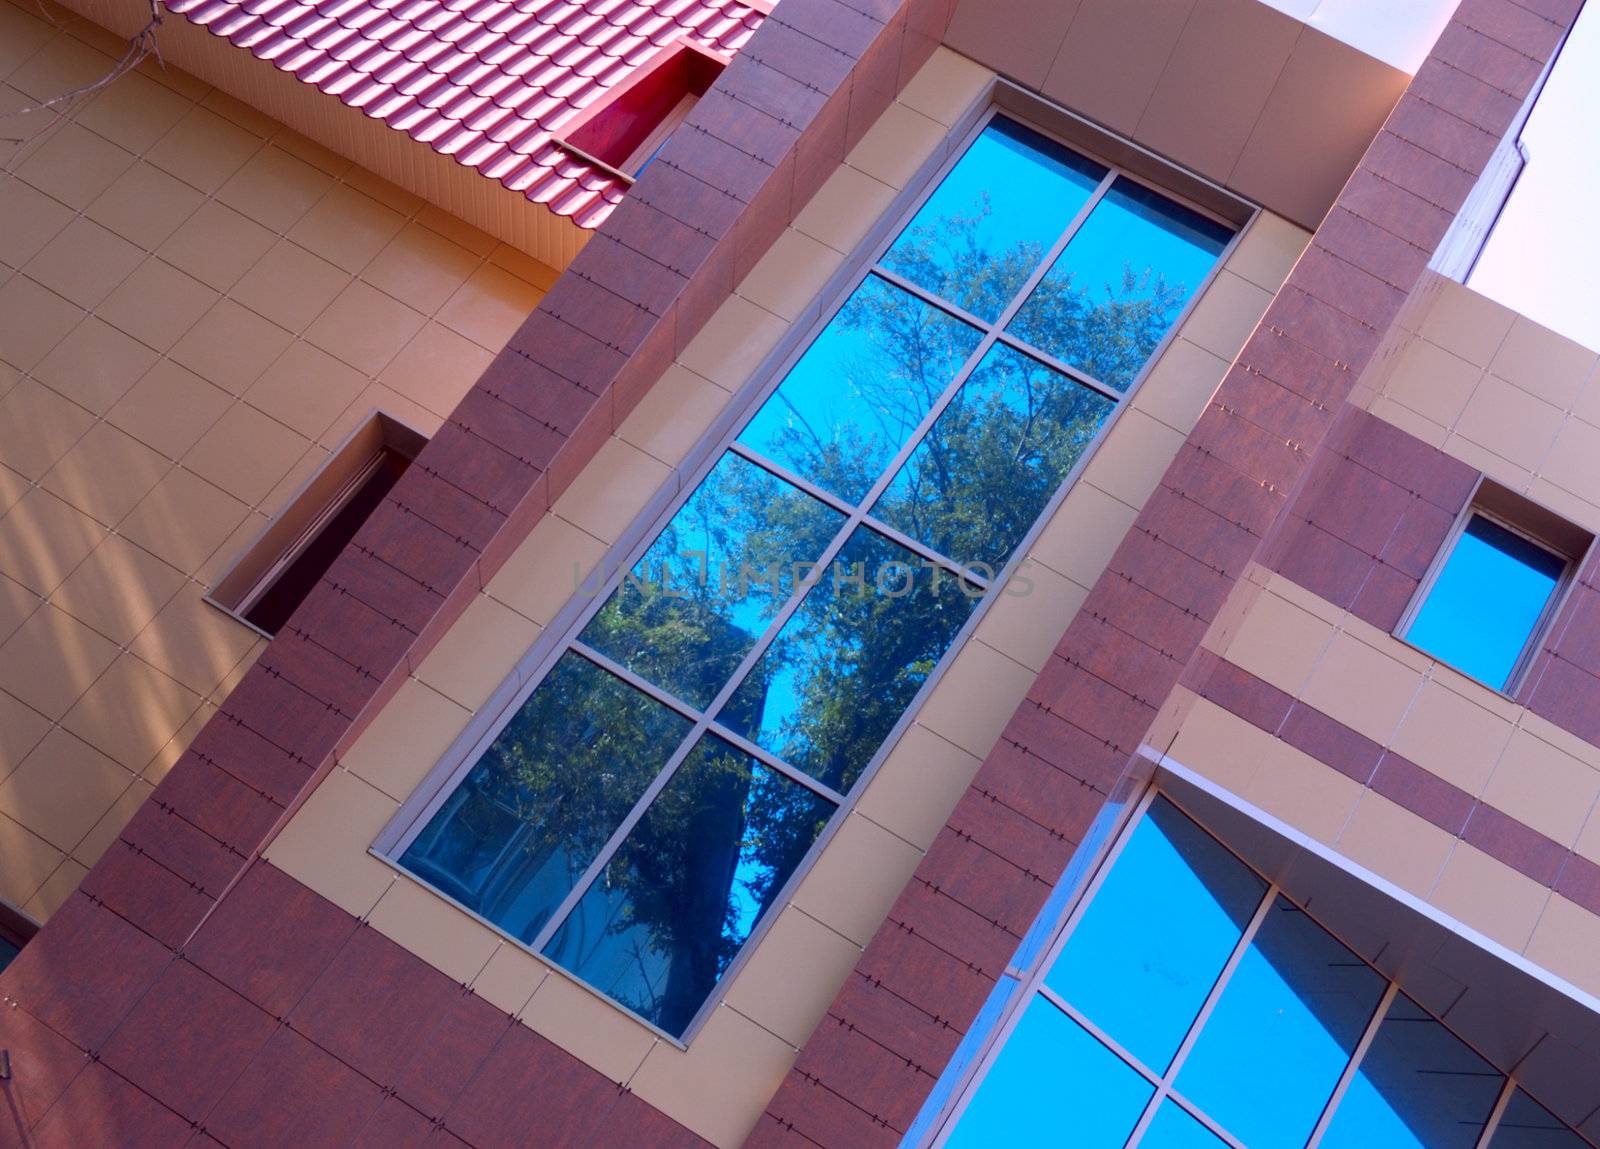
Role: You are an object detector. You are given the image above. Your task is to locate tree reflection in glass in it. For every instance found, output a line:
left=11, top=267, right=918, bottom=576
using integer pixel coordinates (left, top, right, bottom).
left=880, top=117, right=1107, bottom=323
left=579, top=451, right=843, bottom=709
left=400, top=652, right=691, bottom=944
left=873, top=343, right=1115, bottom=568
left=542, top=734, right=834, bottom=1037
left=719, top=526, right=979, bottom=795
left=1009, top=177, right=1232, bottom=391
left=737, top=274, right=983, bottom=503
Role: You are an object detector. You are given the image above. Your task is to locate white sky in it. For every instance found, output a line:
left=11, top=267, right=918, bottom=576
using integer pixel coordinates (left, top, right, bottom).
left=1469, top=1, right=1600, bottom=350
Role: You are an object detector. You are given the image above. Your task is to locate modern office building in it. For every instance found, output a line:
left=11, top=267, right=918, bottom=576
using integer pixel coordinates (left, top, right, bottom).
left=1, top=0, right=1598, bottom=1144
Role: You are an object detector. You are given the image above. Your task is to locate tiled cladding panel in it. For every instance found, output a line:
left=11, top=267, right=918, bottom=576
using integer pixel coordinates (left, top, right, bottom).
left=164, top=0, right=764, bottom=226
left=750, top=1, right=1586, bottom=1146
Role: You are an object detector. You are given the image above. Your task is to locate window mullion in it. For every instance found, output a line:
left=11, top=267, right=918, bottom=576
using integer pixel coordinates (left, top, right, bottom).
left=570, top=641, right=707, bottom=724
left=1472, top=1073, right=1519, bottom=1149
left=526, top=711, right=710, bottom=953
left=993, top=328, right=1125, bottom=403
left=706, top=721, right=847, bottom=805
left=1301, top=980, right=1400, bottom=1149
left=980, top=166, right=1116, bottom=335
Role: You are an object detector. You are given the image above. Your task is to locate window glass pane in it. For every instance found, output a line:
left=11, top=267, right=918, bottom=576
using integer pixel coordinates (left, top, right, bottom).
left=1141, top=1102, right=1226, bottom=1148
left=1320, top=994, right=1502, bottom=1149
left=737, top=274, right=983, bottom=504
left=1008, top=177, right=1231, bottom=391
left=400, top=653, right=692, bottom=943
left=872, top=343, right=1115, bottom=568
left=879, top=117, right=1107, bottom=323
left=1175, top=897, right=1386, bottom=1149
left=579, top=452, right=844, bottom=708
left=1490, top=1089, right=1592, bottom=1148
left=946, top=998, right=1153, bottom=1149
left=540, top=734, right=834, bottom=1037
left=1044, top=797, right=1265, bottom=1074
left=717, top=525, right=979, bottom=793
left=1406, top=515, right=1564, bottom=690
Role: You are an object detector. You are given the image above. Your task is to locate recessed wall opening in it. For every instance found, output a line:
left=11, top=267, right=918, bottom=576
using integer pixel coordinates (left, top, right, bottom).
left=0, top=902, right=36, bottom=973
left=557, top=39, right=728, bottom=180
left=209, top=413, right=427, bottom=637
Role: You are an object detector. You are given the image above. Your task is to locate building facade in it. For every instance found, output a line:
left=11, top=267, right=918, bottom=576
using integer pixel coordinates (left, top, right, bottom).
left=1, top=0, right=1598, bottom=1145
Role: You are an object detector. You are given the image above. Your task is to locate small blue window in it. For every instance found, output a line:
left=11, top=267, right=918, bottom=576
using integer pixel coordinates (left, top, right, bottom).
left=1405, top=513, right=1566, bottom=691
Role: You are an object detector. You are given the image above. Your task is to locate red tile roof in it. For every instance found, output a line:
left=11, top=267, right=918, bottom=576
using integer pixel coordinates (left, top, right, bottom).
left=165, top=0, right=766, bottom=227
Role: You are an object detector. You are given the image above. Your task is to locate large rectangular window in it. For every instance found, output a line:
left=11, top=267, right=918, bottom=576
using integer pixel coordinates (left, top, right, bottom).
left=383, top=111, right=1238, bottom=1040
left=924, top=797, right=1590, bottom=1149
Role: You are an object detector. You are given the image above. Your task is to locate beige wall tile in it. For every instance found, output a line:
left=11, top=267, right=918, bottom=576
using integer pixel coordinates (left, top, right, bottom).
left=790, top=812, right=922, bottom=947
left=435, top=264, right=544, bottom=351
left=1170, top=688, right=1273, bottom=800
left=1177, top=269, right=1271, bottom=363
left=24, top=216, right=142, bottom=309
left=0, top=486, right=104, bottom=597
left=413, top=596, right=541, bottom=712
left=107, top=359, right=232, bottom=461
left=1481, top=729, right=1600, bottom=848
left=1525, top=895, right=1600, bottom=997
left=1080, top=411, right=1185, bottom=510
left=8, top=25, right=112, bottom=99
left=216, top=145, right=336, bottom=234
left=305, top=280, right=425, bottom=374
left=1488, top=315, right=1597, bottom=410
left=468, top=942, right=548, bottom=1017
left=158, top=201, right=278, bottom=292
left=1335, top=792, right=1454, bottom=897
left=0, top=378, right=94, bottom=481
left=1368, top=394, right=1447, bottom=449
left=75, top=70, right=193, bottom=155
left=287, top=184, right=408, bottom=275
left=130, top=583, right=258, bottom=696
left=844, top=101, right=947, bottom=190
left=629, top=1006, right=799, bottom=1149
left=230, top=240, right=351, bottom=335
left=792, top=163, right=898, bottom=257
left=1299, top=631, right=1422, bottom=745
left=362, top=222, right=480, bottom=314
left=367, top=876, right=499, bottom=983
left=41, top=421, right=170, bottom=526
left=183, top=403, right=309, bottom=508
left=14, top=123, right=134, bottom=212
left=120, top=467, right=250, bottom=573
left=24, top=857, right=87, bottom=922
left=63, top=653, right=203, bottom=774
left=1225, top=211, right=1309, bottom=293
left=854, top=723, right=984, bottom=851
left=551, top=438, right=672, bottom=544
left=33, top=316, right=158, bottom=414
left=1390, top=679, right=1512, bottom=796
left=675, top=294, right=788, bottom=393
left=1028, top=480, right=1138, bottom=588
left=1132, top=337, right=1229, bottom=434
left=264, top=765, right=399, bottom=918
left=484, top=512, right=609, bottom=627
left=71, top=776, right=152, bottom=868
left=96, top=257, right=218, bottom=352
left=379, top=322, right=494, bottom=416
left=0, top=275, right=82, bottom=373
left=1429, top=844, right=1549, bottom=953
left=0, top=726, right=132, bottom=852
left=0, top=178, right=72, bottom=268
left=170, top=298, right=294, bottom=395
left=1454, top=373, right=1564, bottom=472
left=735, top=229, right=843, bottom=323
left=244, top=341, right=367, bottom=440
left=917, top=639, right=1034, bottom=761
left=1418, top=282, right=1516, bottom=368
left=723, top=906, right=861, bottom=1048
left=339, top=676, right=472, bottom=801
left=0, top=602, right=118, bottom=719
left=518, top=971, right=656, bottom=1084
left=617, top=363, right=732, bottom=468
left=895, top=45, right=992, bottom=127
left=0, top=811, right=64, bottom=910
left=0, top=689, right=50, bottom=783
left=974, top=559, right=1087, bottom=673
left=1240, top=734, right=1363, bottom=845
left=145, top=106, right=262, bottom=194
left=1382, top=338, right=1483, bottom=429
left=50, top=533, right=184, bottom=646
left=1538, top=417, right=1600, bottom=502
left=1222, top=584, right=1334, bottom=695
